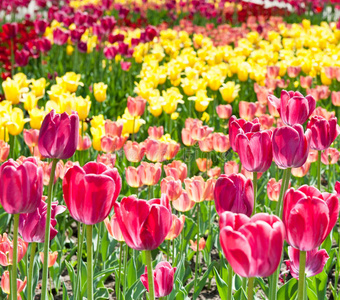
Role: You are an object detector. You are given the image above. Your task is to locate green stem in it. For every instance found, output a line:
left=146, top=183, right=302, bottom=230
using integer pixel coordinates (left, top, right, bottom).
left=167, top=240, right=170, bottom=262
left=227, top=263, right=233, bottom=300
left=132, top=117, right=135, bottom=142
left=123, top=243, right=128, bottom=296
left=8, top=265, right=12, bottom=300
left=11, top=214, right=19, bottom=300
left=328, top=161, right=332, bottom=192
left=247, top=277, right=254, bottom=300
left=317, top=150, right=321, bottom=190
left=242, top=277, right=247, bottom=294
left=41, top=158, right=58, bottom=300
left=86, top=225, right=93, bottom=300
left=27, top=243, right=37, bottom=300
left=75, top=223, right=85, bottom=300
left=194, top=203, right=200, bottom=287
left=94, top=222, right=102, bottom=269
left=252, top=172, right=257, bottom=216
left=117, top=242, right=123, bottom=300
left=298, top=251, right=306, bottom=300
left=145, top=250, right=155, bottom=300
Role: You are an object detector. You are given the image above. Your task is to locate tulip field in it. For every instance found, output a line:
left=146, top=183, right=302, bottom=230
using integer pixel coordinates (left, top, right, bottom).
left=1, top=0, right=340, bottom=299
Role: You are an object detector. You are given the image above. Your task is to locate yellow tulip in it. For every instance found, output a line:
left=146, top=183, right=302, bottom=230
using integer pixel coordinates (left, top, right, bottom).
left=201, top=112, right=210, bottom=122
left=56, top=72, right=83, bottom=93
left=30, top=78, right=46, bottom=98
left=321, top=71, right=332, bottom=85
left=91, top=114, right=105, bottom=128
left=75, top=95, right=91, bottom=120
left=171, top=112, right=179, bottom=120
left=90, top=126, right=104, bottom=151
left=162, top=88, right=184, bottom=114
left=219, top=82, right=240, bottom=103
left=29, top=107, right=46, bottom=129
left=67, top=45, right=74, bottom=55
left=2, top=78, right=21, bottom=104
left=6, top=108, right=30, bottom=136
left=93, top=82, right=108, bottom=103
left=21, top=92, right=40, bottom=111
left=13, top=73, right=29, bottom=88
left=188, top=90, right=213, bottom=112
left=47, top=84, right=65, bottom=102
left=237, top=63, right=249, bottom=82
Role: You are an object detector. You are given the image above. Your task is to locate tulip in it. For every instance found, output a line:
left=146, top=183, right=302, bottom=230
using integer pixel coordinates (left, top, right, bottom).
left=216, top=104, right=232, bottom=119
left=104, top=214, right=124, bottom=242
left=53, top=28, right=69, bottom=45
left=184, top=176, right=215, bottom=203
left=208, top=167, right=221, bottom=178
left=267, top=66, right=280, bottom=79
left=164, top=161, right=187, bottom=182
left=321, top=148, right=339, bottom=165
left=235, top=130, right=273, bottom=173
left=214, top=174, right=254, bottom=216
left=15, top=49, right=30, bottom=67
left=38, top=110, right=79, bottom=160
left=125, top=166, right=143, bottom=188
left=335, top=181, right=340, bottom=198
left=93, top=82, right=108, bottom=103
left=196, top=158, right=212, bottom=172
left=63, top=162, right=121, bottom=225
left=189, top=238, right=206, bottom=251
left=268, top=90, right=316, bottom=126
left=311, top=107, right=335, bottom=120
left=19, top=198, right=66, bottom=243
left=307, top=149, right=318, bottom=163
left=259, top=114, right=275, bottom=129
left=285, top=246, right=329, bottom=279
left=191, top=125, right=214, bottom=141
left=148, top=126, right=164, bottom=139
left=307, top=116, right=340, bottom=150
left=0, top=140, right=10, bottom=162
left=97, top=153, right=116, bottom=169
left=1, top=271, right=26, bottom=298
left=2, top=77, right=21, bottom=104
left=2, top=23, right=18, bottom=39
left=138, top=162, right=162, bottom=186
left=181, top=128, right=196, bottom=146
left=283, top=185, right=339, bottom=251
left=127, top=96, right=147, bottom=117
left=229, top=116, right=261, bottom=152
left=239, top=101, right=256, bottom=121
left=267, top=178, right=284, bottom=202
left=0, top=233, right=28, bottom=266
left=219, top=212, right=285, bottom=277
left=165, top=214, right=185, bottom=240
left=140, top=261, right=176, bottom=298
left=145, top=139, right=168, bottom=162
left=331, top=91, right=340, bottom=106
left=198, top=134, right=214, bottom=152
left=300, top=76, right=313, bottom=89
left=161, top=176, right=182, bottom=201
left=224, top=161, right=239, bottom=175
left=291, top=161, right=311, bottom=178
left=287, top=66, right=301, bottom=78
left=124, top=141, right=146, bottom=162
left=77, top=134, right=92, bottom=151
left=172, top=191, right=195, bottom=212
left=272, top=124, right=311, bottom=169
left=212, top=133, right=230, bottom=152
left=114, top=195, right=172, bottom=251
left=40, top=251, right=58, bottom=268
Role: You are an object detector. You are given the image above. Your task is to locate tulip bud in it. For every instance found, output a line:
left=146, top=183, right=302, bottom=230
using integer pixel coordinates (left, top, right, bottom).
left=39, top=251, right=58, bottom=268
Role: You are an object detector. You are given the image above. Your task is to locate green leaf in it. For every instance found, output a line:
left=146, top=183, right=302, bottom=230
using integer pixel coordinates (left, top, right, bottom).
left=277, top=278, right=298, bottom=300
left=125, top=280, right=145, bottom=300
left=193, top=261, right=217, bottom=298
left=63, top=283, right=69, bottom=300
left=127, top=258, right=137, bottom=287
left=255, top=277, right=269, bottom=298
left=65, top=260, right=76, bottom=293
left=233, top=287, right=247, bottom=300
left=308, top=271, right=328, bottom=300
left=213, top=267, right=228, bottom=300
left=93, top=287, right=110, bottom=299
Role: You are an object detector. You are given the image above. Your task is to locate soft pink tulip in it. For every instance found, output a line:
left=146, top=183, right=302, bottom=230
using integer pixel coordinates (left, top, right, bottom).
left=216, top=104, right=232, bottom=119
left=161, top=176, right=182, bottom=201
left=165, top=214, right=185, bottom=240
left=104, top=214, right=124, bottom=242
left=164, top=160, right=187, bottom=182
left=172, top=191, right=195, bottom=212
left=321, top=148, right=339, bottom=165
left=0, top=234, right=28, bottom=266
left=124, top=141, right=146, bottom=162
left=127, top=96, right=147, bottom=117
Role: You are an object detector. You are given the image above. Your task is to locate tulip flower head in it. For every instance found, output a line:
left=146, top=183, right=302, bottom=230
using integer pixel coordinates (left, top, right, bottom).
left=1, top=271, right=26, bottom=298
left=104, top=214, right=124, bottom=242
left=0, top=233, right=28, bottom=266
left=40, top=251, right=58, bottom=268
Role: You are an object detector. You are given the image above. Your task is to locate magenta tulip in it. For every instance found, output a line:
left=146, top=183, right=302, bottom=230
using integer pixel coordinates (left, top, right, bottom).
left=114, top=195, right=172, bottom=251
left=214, top=174, right=254, bottom=217
left=38, top=110, right=79, bottom=160
left=63, top=162, right=121, bottom=225
left=140, top=261, right=176, bottom=298
left=19, top=198, right=66, bottom=243
left=235, top=130, right=273, bottom=172
left=0, top=159, right=43, bottom=214
left=307, top=116, right=340, bottom=150
left=285, top=246, right=329, bottom=279
left=268, top=90, right=316, bottom=126
left=272, top=124, right=311, bottom=169
left=219, top=212, right=285, bottom=278
left=283, top=185, right=339, bottom=251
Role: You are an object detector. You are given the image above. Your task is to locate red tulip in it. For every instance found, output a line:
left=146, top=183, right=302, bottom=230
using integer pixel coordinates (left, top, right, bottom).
left=38, top=110, right=79, bottom=160
left=229, top=116, right=261, bottom=152
left=285, top=246, right=329, bottom=279
left=165, top=214, right=185, bottom=240
left=272, top=124, right=311, bottom=169
left=2, top=23, right=18, bottom=39
left=235, top=129, right=273, bottom=172
left=219, top=212, right=285, bottom=277
left=114, top=195, right=172, bottom=250
left=268, top=90, right=316, bottom=126
left=63, top=162, right=121, bottom=225
left=34, top=19, right=48, bottom=35
left=19, top=198, right=66, bottom=243
left=53, top=28, right=69, bottom=45
left=0, top=159, right=43, bottom=214
left=0, top=233, right=28, bottom=266
left=283, top=185, right=339, bottom=251
left=307, top=116, right=340, bottom=150
left=214, top=174, right=253, bottom=217
left=140, top=261, right=176, bottom=298
left=15, top=49, right=30, bottom=67
left=164, top=160, right=187, bottom=182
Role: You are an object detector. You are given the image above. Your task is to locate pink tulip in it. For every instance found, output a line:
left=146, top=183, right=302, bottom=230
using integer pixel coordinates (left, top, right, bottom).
left=97, top=153, right=116, bottom=169
left=172, top=191, right=195, bottom=212
left=190, top=238, right=206, bottom=251
left=321, top=148, right=339, bottom=165
left=259, top=114, right=275, bottom=129
left=184, top=176, right=215, bottom=203
left=105, top=120, right=124, bottom=137
left=125, top=166, right=143, bottom=188
left=224, top=161, right=239, bottom=175
left=148, top=126, right=164, bottom=139
left=267, top=178, right=283, bottom=202
left=283, top=185, right=339, bottom=251
left=0, top=233, right=28, bottom=266
left=285, top=246, right=329, bottom=279
left=310, top=106, right=335, bottom=121
left=140, top=261, right=176, bottom=297
left=104, top=214, right=124, bottom=242
left=114, top=195, right=172, bottom=250
left=161, top=176, right=183, bottom=201
left=219, top=212, right=285, bottom=277
left=191, top=125, right=214, bottom=141
left=287, top=66, right=301, bottom=78
left=216, top=104, right=232, bottom=119
left=138, top=162, right=162, bottom=186
left=164, top=161, right=187, bottom=182
left=300, top=76, right=313, bottom=89
left=239, top=101, right=256, bottom=121
left=212, top=133, right=230, bottom=152
left=127, top=96, right=147, bottom=117
left=268, top=90, right=316, bottom=126
left=331, top=91, right=340, bottom=106
left=1, top=271, right=26, bottom=297
left=335, top=181, right=340, bottom=197
left=145, top=139, right=168, bottom=162
left=165, top=214, right=185, bottom=240
left=208, top=167, right=221, bottom=178
left=267, top=66, right=280, bottom=79
left=39, top=251, right=58, bottom=268
left=181, top=128, right=197, bottom=146
left=198, top=134, right=214, bottom=152
left=124, top=141, right=146, bottom=162
left=0, top=140, right=10, bottom=162
left=77, top=134, right=92, bottom=151
left=272, top=124, right=311, bottom=169
left=53, top=28, right=69, bottom=45
left=63, top=162, right=121, bottom=225
left=291, top=161, right=311, bottom=178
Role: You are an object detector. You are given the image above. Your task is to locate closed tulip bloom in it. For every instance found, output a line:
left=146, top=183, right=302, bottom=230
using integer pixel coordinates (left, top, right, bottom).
left=161, top=176, right=182, bottom=201
left=19, top=198, right=66, bottom=243
left=138, top=162, right=162, bottom=186
left=125, top=166, right=143, bottom=188
left=219, top=212, right=285, bottom=278
left=196, top=158, right=212, bottom=172
left=39, top=251, right=58, bottom=268
left=283, top=185, right=339, bottom=251
left=267, top=178, right=283, bottom=202
left=124, top=141, right=146, bottom=162
left=0, top=234, right=28, bottom=266
left=335, top=181, right=340, bottom=197
left=287, top=66, right=301, bottom=78
left=97, top=153, right=116, bottom=169
left=198, top=134, right=214, bottom=152
left=93, top=82, right=108, bottom=103
left=208, top=167, right=221, bottom=178
left=164, top=161, right=187, bottom=182
left=114, top=195, right=172, bottom=250
left=145, top=139, right=168, bottom=162
left=38, top=110, right=79, bottom=160
left=189, top=238, right=206, bottom=251
left=63, top=162, right=122, bottom=225
left=165, top=214, right=185, bottom=240
left=267, top=66, right=280, bottom=79
left=104, top=214, right=124, bottom=242
left=164, top=141, right=180, bottom=161
left=285, top=246, right=329, bottom=279
left=127, top=96, right=147, bottom=117
left=213, top=133, right=230, bottom=152
left=0, top=140, right=10, bottom=162
left=191, top=125, right=214, bottom=141
left=24, top=129, right=39, bottom=149
left=229, top=116, right=261, bottom=152
left=307, top=149, right=319, bottom=163
left=300, top=76, right=313, bottom=89
left=272, top=124, right=311, bottom=169
left=1, top=271, right=26, bottom=297
left=140, top=261, right=176, bottom=298
left=321, top=148, right=339, bottom=165
left=239, top=101, right=256, bottom=121
left=216, top=105, right=232, bottom=119
left=268, top=90, right=316, bottom=126
left=77, top=134, right=92, bottom=151
left=259, top=114, right=275, bottom=129
left=172, top=191, right=195, bottom=212
left=184, top=176, right=214, bottom=203
left=182, top=128, right=197, bottom=146
left=214, top=174, right=253, bottom=216
left=307, top=116, right=340, bottom=150
left=53, top=28, right=69, bottom=45
left=331, top=91, right=340, bottom=106
left=0, top=159, right=43, bottom=214
left=291, top=161, right=311, bottom=178
left=148, top=126, right=164, bottom=139
left=2, top=23, right=18, bottom=39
